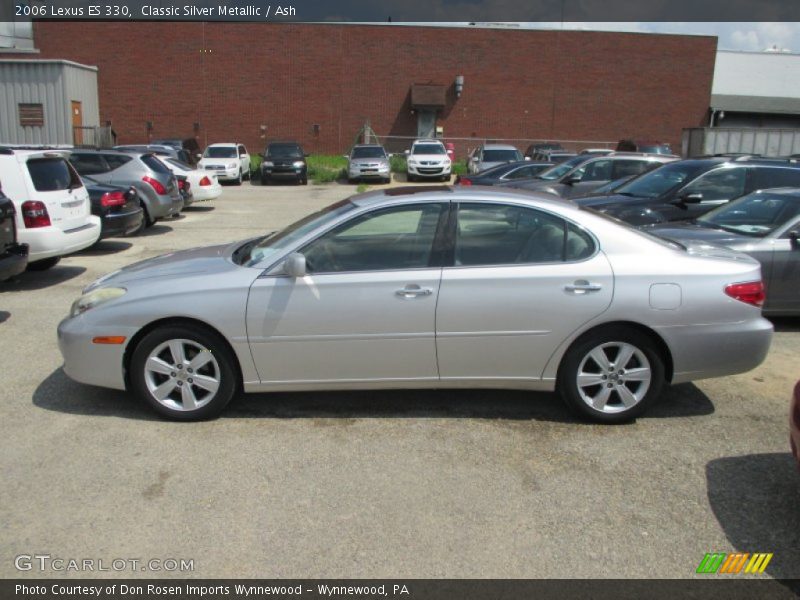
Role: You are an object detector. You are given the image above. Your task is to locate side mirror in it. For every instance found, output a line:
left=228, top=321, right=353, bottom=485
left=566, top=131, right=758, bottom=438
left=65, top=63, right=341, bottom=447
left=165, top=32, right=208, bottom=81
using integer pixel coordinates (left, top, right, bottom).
left=404, top=149, right=410, bottom=156
left=680, top=192, right=703, bottom=204
left=789, top=230, right=799, bottom=250
left=564, top=175, right=581, bottom=185
left=283, top=253, right=307, bottom=278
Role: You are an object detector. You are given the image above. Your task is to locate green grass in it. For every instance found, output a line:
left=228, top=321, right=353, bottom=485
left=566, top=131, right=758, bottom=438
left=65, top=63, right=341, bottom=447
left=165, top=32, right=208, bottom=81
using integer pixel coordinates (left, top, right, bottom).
left=356, top=183, right=369, bottom=193
left=452, top=160, right=468, bottom=175
left=389, top=155, right=407, bottom=174
left=307, top=155, right=347, bottom=184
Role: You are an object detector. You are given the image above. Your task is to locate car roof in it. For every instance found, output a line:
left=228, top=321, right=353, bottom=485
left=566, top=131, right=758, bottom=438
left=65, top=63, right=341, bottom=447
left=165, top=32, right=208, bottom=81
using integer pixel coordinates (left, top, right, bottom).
left=412, top=139, right=444, bottom=144
left=352, top=144, right=384, bottom=148
left=207, top=143, right=239, bottom=147
left=481, top=144, right=519, bottom=150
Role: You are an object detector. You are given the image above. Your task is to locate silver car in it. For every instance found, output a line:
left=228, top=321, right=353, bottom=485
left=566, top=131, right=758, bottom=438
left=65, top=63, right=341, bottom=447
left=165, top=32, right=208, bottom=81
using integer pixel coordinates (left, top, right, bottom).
left=58, top=188, right=772, bottom=423
left=468, top=144, right=524, bottom=174
left=347, top=144, right=391, bottom=184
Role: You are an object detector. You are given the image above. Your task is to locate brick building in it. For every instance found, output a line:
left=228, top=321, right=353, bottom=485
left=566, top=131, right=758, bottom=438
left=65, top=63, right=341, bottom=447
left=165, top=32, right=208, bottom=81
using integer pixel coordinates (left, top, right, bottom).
left=0, top=22, right=718, bottom=155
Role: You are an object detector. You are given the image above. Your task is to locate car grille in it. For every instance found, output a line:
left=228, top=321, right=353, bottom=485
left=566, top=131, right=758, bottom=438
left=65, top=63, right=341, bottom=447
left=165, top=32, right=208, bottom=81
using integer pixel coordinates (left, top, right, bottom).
left=418, top=168, right=444, bottom=174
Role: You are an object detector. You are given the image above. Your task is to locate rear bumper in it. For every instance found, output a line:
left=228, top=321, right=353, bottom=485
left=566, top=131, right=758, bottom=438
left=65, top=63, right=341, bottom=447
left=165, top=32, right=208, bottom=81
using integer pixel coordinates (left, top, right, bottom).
left=192, top=184, right=222, bottom=201
left=660, top=317, right=773, bottom=384
left=19, top=216, right=102, bottom=262
left=0, top=243, right=29, bottom=280
left=146, top=192, right=183, bottom=219
left=791, top=381, right=800, bottom=469
left=99, top=207, right=144, bottom=238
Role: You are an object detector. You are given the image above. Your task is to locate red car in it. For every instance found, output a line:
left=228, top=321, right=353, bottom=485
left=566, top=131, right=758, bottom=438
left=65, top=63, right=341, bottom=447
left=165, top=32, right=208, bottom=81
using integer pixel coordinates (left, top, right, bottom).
left=792, top=381, right=800, bottom=469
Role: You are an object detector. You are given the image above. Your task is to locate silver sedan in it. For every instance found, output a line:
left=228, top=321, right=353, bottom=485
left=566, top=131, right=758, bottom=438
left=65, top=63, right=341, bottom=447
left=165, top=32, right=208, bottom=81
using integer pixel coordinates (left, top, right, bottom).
left=58, top=187, right=773, bottom=423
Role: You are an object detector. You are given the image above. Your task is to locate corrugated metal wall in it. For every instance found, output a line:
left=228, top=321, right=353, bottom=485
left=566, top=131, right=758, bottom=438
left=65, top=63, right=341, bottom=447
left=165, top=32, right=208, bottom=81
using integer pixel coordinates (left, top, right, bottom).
left=0, top=60, right=99, bottom=145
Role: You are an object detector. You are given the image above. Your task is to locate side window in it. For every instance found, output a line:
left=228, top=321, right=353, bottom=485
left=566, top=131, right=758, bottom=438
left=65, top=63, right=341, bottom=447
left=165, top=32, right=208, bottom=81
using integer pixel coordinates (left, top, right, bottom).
left=750, top=167, right=800, bottom=191
left=572, top=160, right=613, bottom=182
left=455, top=203, right=569, bottom=266
left=565, top=223, right=595, bottom=261
left=301, top=203, right=444, bottom=273
left=238, top=145, right=247, bottom=156
left=69, top=153, right=108, bottom=175
left=681, top=167, right=747, bottom=201
left=103, top=154, right=133, bottom=170
left=505, top=166, right=536, bottom=180
left=612, top=160, right=651, bottom=180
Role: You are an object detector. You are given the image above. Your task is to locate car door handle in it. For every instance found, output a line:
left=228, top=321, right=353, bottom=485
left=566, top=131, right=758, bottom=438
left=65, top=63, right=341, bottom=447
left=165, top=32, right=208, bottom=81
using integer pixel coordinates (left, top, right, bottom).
left=564, top=280, right=603, bottom=294
left=396, top=285, right=433, bottom=298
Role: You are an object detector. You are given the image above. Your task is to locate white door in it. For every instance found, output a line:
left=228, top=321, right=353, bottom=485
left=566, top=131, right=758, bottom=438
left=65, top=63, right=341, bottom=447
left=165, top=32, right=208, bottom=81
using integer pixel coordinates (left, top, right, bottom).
left=246, top=202, right=447, bottom=384
left=436, top=202, right=614, bottom=381
left=417, top=110, right=436, bottom=138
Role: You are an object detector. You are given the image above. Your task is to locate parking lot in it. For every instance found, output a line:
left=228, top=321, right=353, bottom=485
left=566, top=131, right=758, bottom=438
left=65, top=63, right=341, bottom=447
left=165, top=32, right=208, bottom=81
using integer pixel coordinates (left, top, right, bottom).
left=1, top=182, right=798, bottom=581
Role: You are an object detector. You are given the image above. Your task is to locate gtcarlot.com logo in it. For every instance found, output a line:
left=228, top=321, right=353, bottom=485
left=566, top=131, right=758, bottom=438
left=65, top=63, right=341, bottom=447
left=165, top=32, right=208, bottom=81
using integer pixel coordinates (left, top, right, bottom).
left=696, top=552, right=773, bottom=574
left=14, top=554, right=194, bottom=573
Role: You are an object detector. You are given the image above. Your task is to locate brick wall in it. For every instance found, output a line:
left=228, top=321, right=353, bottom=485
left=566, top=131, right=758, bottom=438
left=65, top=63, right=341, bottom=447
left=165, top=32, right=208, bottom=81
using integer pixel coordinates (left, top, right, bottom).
left=1, top=23, right=717, bottom=156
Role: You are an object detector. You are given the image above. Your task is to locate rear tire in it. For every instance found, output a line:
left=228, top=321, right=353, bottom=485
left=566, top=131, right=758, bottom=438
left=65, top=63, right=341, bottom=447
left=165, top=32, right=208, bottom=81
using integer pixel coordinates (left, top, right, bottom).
left=130, top=324, right=238, bottom=421
left=557, top=327, right=665, bottom=424
left=26, top=257, right=60, bottom=271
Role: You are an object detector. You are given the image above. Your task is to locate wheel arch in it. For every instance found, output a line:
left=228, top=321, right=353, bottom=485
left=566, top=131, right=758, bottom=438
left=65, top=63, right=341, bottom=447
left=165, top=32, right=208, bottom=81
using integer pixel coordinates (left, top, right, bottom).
left=123, top=316, right=244, bottom=391
left=555, top=321, right=674, bottom=385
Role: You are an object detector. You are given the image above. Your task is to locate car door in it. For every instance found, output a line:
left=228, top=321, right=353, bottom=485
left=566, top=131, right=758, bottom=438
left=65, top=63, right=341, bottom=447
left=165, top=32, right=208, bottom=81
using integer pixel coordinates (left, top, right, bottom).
left=246, top=202, right=448, bottom=384
left=662, top=166, right=748, bottom=221
left=766, top=216, right=800, bottom=314
left=436, top=201, right=614, bottom=382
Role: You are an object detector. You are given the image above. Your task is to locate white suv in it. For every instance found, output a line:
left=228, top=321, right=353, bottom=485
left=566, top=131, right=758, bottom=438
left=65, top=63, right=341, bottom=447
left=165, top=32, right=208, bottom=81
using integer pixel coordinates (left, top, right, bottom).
left=0, top=148, right=100, bottom=270
left=405, top=139, right=452, bottom=182
left=198, top=143, right=250, bottom=185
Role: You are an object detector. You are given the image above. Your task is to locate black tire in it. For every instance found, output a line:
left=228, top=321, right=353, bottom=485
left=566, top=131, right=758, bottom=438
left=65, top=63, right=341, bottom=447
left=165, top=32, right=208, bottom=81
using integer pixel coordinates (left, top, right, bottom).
left=557, top=327, right=665, bottom=424
left=260, top=173, right=269, bottom=186
left=26, top=256, right=61, bottom=271
left=347, top=177, right=356, bottom=185
left=383, top=177, right=391, bottom=184
left=129, top=324, right=239, bottom=421
left=407, top=173, right=415, bottom=182
left=235, top=170, right=243, bottom=186
left=300, top=177, right=308, bottom=185
left=141, top=202, right=155, bottom=228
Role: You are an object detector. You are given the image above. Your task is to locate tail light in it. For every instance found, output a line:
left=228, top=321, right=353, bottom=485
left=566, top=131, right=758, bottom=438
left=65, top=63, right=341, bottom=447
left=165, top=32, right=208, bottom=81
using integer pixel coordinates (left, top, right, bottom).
left=178, top=179, right=186, bottom=191
left=142, top=175, right=167, bottom=195
left=100, top=191, right=127, bottom=207
left=199, top=176, right=212, bottom=186
left=724, top=281, right=765, bottom=308
left=21, top=201, right=51, bottom=228
left=458, top=177, right=472, bottom=186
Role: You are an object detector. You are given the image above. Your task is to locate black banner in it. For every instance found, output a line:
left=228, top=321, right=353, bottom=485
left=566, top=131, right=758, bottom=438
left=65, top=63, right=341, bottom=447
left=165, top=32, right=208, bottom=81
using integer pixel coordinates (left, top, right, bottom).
left=4, top=580, right=800, bottom=600
left=4, top=0, right=800, bottom=23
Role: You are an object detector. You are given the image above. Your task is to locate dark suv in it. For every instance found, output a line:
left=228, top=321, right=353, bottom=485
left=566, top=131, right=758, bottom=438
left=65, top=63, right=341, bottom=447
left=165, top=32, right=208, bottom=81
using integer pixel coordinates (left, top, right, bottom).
left=260, top=142, right=308, bottom=185
left=576, top=156, right=800, bottom=225
left=0, top=189, right=28, bottom=280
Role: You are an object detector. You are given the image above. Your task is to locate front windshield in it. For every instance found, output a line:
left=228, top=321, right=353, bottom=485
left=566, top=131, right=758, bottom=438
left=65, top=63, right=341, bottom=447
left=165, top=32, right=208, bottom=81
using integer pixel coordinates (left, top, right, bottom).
left=482, top=149, right=522, bottom=162
left=536, top=155, right=590, bottom=181
left=242, top=200, right=356, bottom=267
left=412, top=144, right=445, bottom=155
left=614, top=161, right=708, bottom=198
left=204, top=147, right=237, bottom=159
left=697, top=191, right=800, bottom=237
left=267, top=144, right=303, bottom=158
left=351, top=146, right=386, bottom=159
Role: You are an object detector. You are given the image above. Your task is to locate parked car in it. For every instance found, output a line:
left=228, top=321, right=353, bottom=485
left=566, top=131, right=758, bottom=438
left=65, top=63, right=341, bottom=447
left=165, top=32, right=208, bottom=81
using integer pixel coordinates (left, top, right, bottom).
left=152, top=138, right=200, bottom=166
left=0, top=148, right=100, bottom=270
left=198, top=143, right=250, bottom=185
left=467, top=144, right=524, bottom=174
left=162, top=158, right=222, bottom=202
left=405, top=139, right=451, bottom=182
left=115, top=144, right=179, bottom=160
left=260, top=142, right=308, bottom=185
left=616, top=139, right=673, bottom=155
left=580, top=148, right=614, bottom=156
left=524, top=143, right=563, bottom=160
left=644, top=188, right=800, bottom=315
left=58, top=187, right=772, bottom=423
left=347, top=144, right=391, bottom=184
left=0, top=188, right=28, bottom=280
left=82, top=176, right=144, bottom=238
left=575, top=156, right=800, bottom=225
left=175, top=173, right=193, bottom=208
left=69, top=149, right=183, bottom=227
left=455, top=161, right=552, bottom=186
left=791, top=381, right=800, bottom=470
left=502, top=153, right=676, bottom=199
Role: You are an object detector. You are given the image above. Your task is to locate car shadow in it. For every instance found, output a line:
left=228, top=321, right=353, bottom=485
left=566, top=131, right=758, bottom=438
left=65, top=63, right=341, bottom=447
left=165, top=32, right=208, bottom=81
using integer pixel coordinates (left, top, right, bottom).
left=183, top=205, right=215, bottom=212
left=138, top=224, right=173, bottom=237
left=77, top=240, right=133, bottom=256
left=0, top=266, right=86, bottom=292
left=34, top=368, right=715, bottom=423
left=706, top=453, right=800, bottom=587
left=0, top=310, right=9, bottom=324
left=770, top=317, right=800, bottom=333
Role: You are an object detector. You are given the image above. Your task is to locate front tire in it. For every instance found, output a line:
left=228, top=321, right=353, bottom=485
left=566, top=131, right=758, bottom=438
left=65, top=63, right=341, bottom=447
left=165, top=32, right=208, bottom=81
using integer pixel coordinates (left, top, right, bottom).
left=235, top=170, right=243, bottom=186
left=557, top=327, right=664, bottom=424
left=130, top=325, right=238, bottom=421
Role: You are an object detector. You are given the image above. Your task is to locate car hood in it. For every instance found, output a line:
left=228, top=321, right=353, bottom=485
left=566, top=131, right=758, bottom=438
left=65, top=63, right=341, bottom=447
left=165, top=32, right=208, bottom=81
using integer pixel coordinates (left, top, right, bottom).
left=409, top=154, right=448, bottom=162
left=85, top=242, right=240, bottom=290
left=200, top=159, right=237, bottom=166
left=350, top=158, right=388, bottom=165
left=641, top=222, right=753, bottom=247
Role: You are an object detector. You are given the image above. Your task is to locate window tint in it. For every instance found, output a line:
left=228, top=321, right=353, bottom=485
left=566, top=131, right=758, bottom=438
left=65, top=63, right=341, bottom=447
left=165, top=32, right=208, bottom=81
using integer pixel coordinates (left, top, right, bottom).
left=412, top=144, right=445, bottom=155
left=612, top=159, right=652, bottom=179
left=238, top=145, right=246, bottom=155
left=681, top=167, right=747, bottom=201
left=351, top=146, right=387, bottom=159
left=204, top=147, right=237, bottom=158
left=455, top=203, right=591, bottom=266
left=573, top=159, right=613, bottom=182
left=266, top=144, right=303, bottom=158
left=482, top=149, right=522, bottom=162
left=697, top=191, right=800, bottom=237
left=103, top=154, right=133, bottom=170
left=27, top=158, right=82, bottom=192
left=69, top=153, right=109, bottom=176
left=302, top=203, right=444, bottom=273
left=750, top=166, right=800, bottom=191
left=141, top=155, right=172, bottom=175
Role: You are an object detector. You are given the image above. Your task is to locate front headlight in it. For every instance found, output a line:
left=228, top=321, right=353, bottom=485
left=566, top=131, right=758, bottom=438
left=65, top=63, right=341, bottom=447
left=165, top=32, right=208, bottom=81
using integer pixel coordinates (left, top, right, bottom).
left=262, top=161, right=274, bottom=167
left=292, top=160, right=306, bottom=168
left=228, top=162, right=238, bottom=169
left=70, top=287, right=126, bottom=318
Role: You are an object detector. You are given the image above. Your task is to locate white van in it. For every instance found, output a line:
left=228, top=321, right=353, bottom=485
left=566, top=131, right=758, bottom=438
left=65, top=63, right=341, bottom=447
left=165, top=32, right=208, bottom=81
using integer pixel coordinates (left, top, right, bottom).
left=0, top=148, right=100, bottom=270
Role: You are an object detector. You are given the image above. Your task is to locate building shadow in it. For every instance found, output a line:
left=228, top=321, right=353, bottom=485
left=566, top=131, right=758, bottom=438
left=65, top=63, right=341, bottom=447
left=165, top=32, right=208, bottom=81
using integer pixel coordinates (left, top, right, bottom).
left=34, top=368, right=715, bottom=424
left=77, top=240, right=133, bottom=256
left=0, top=266, right=86, bottom=292
left=706, top=453, right=800, bottom=588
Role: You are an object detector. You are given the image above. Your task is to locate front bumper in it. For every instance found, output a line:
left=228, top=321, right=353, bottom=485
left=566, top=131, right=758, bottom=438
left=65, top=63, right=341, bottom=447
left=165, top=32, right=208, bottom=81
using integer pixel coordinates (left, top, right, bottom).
left=349, top=166, right=390, bottom=180
left=19, top=216, right=102, bottom=261
left=0, top=243, right=28, bottom=280
left=262, top=166, right=306, bottom=180
left=407, top=164, right=452, bottom=178
left=57, top=314, right=136, bottom=391
left=791, top=381, right=800, bottom=469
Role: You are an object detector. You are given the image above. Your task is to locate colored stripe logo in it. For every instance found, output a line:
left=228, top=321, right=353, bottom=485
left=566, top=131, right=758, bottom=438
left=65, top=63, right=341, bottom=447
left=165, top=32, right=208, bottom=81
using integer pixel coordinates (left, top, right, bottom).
left=697, top=552, right=773, bottom=574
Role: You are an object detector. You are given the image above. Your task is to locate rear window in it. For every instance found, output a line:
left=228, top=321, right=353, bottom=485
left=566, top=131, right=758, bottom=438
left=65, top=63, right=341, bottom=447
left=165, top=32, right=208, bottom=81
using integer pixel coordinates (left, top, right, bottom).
left=141, top=155, right=172, bottom=175
left=103, top=154, right=133, bottom=170
left=27, top=158, right=82, bottom=192
left=69, top=153, right=108, bottom=176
